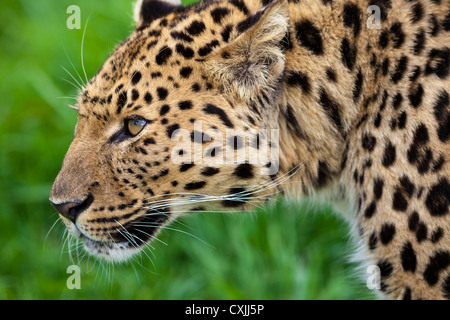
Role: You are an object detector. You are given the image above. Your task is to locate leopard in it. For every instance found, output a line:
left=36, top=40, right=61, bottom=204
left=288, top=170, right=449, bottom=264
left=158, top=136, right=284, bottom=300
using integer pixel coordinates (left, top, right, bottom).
left=49, top=0, right=450, bottom=299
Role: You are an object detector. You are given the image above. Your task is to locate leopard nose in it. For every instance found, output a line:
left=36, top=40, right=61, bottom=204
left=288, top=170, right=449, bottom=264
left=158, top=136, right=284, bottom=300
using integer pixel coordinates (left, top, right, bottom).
left=49, top=193, right=94, bottom=222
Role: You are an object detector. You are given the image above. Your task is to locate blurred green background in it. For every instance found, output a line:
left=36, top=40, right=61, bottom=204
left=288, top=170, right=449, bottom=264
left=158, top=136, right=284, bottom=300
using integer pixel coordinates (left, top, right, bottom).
left=0, top=0, right=375, bottom=299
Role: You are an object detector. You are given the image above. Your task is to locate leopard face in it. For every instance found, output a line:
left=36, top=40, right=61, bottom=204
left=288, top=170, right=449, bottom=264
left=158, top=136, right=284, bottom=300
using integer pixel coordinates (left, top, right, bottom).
left=50, top=0, right=285, bottom=261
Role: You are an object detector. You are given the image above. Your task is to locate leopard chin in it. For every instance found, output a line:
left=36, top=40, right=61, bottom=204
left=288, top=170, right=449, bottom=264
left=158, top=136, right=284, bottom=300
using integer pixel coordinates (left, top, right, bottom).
left=59, top=213, right=167, bottom=263
left=82, top=237, right=142, bottom=263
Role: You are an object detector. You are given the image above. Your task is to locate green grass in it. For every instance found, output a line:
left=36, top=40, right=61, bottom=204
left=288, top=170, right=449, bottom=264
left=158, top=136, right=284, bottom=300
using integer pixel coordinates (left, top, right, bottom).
left=0, top=0, right=376, bottom=299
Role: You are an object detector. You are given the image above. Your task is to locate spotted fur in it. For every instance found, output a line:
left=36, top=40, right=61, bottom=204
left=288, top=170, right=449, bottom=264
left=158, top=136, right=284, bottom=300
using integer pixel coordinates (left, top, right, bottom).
left=50, top=0, right=450, bottom=299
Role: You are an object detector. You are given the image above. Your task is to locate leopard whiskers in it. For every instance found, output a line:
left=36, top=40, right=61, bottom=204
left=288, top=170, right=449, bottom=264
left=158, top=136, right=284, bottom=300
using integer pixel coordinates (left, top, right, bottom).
left=115, top=163, right=305, bottom=255
left=61, top=65, right=84, bottom=92
left=225, top=162, right=305, bottom=196
left=44, top=216, right=63, bottom=249
left=63, top=46, right=86, bottom=89
left=130, top=221, right=214, bottom=248
left=115, top=219, right=157, bottom=269
left=80, top=16, right=90, bottom=84
left=134, top=228, right=169, bottom=246
left=115, top=220, right=140, bottom=249
left=60, top=229, right=70, bottom=260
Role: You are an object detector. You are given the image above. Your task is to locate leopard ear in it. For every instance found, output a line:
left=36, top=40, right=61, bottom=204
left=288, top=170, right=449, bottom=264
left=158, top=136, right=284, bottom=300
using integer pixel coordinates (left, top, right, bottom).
left=133, top=0, right=183, bottom=27
left=203, top=0, right=289, bottom=101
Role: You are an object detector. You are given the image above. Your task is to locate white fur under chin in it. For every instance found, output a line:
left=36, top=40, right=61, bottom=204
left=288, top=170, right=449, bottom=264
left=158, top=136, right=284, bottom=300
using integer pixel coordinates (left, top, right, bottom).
left=83, top=237, right=141, bottom=263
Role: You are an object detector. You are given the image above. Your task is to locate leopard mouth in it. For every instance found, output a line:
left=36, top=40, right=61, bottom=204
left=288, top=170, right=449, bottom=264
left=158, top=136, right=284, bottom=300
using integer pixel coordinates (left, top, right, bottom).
left=62, top=211, right=169, bottom=262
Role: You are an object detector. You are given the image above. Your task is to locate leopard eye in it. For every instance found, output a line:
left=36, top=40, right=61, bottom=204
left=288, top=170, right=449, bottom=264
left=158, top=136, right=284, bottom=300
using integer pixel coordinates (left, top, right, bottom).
left=126, top=119, right=147, bottom=136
